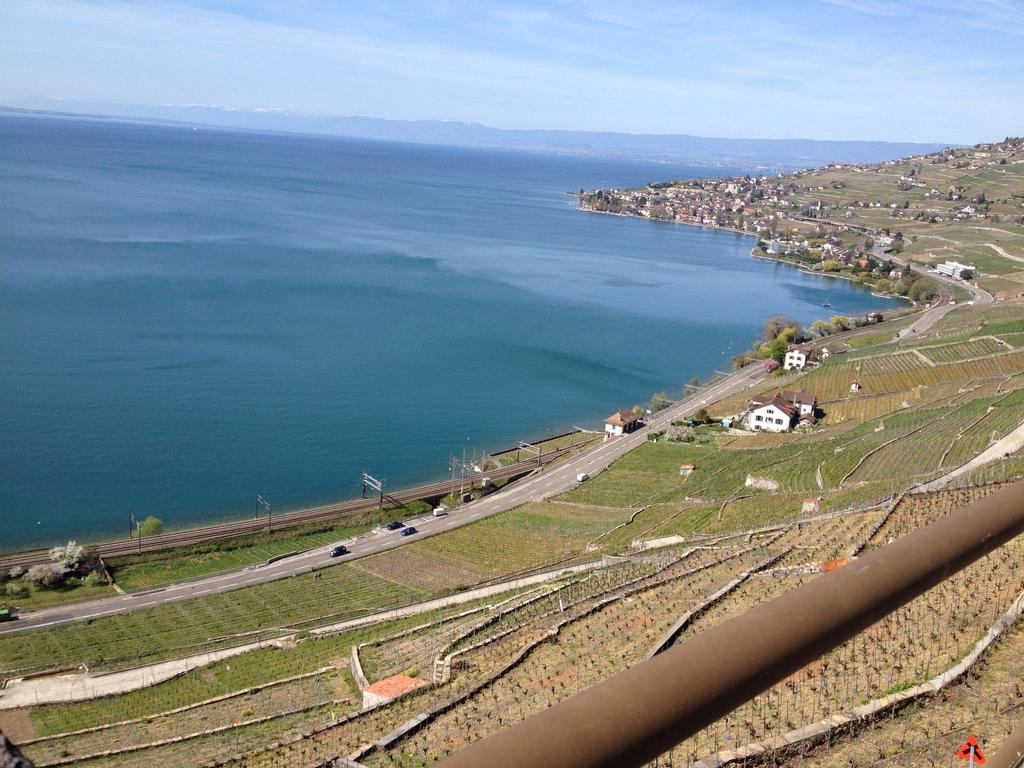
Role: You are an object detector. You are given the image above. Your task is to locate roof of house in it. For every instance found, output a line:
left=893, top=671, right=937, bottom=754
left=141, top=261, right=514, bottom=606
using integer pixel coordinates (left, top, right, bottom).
left=786, top=343, right=812, bottom=354
left=605, top=410, right=640, bottom=426
left=362, top=674, right=428, bottom=699
left=749, top=393, right=797, bottom=417
left=782, top=389, right=817, bottom=406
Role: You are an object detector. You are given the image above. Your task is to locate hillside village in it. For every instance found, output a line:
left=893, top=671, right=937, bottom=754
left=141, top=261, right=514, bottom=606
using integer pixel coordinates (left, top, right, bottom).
left=580, top=137, right=1024, bottom=301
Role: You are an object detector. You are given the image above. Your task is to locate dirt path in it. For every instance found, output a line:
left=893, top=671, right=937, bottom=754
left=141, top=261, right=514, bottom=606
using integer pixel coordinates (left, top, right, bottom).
left=986, top=242, right=1024, bottom=264
left=971, top=226, right=1021, bottom=237
left=916, top=418, right=1024, bottom=492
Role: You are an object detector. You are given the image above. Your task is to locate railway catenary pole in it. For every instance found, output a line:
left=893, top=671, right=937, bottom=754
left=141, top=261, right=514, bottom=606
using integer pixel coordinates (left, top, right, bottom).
left=256, top=494, right=272, bottom=533
left=360, top=473, right=385, bottom=511
left=436, top=478, right=1024, bottom=768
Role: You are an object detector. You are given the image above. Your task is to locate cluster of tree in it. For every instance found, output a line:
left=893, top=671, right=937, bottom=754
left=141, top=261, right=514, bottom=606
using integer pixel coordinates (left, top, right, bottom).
left=732, top=316, right=807, bottom=367
left=809, top=314, right=880, bottom=337
left=580, top=191, right=624, bottom=214
left=3, top=540, right=106, bottom=598
left=131, top=515, right=164, bottom=537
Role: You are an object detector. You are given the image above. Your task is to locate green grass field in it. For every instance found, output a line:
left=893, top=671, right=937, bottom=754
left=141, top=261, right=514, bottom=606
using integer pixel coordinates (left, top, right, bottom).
left=108, top=502, right=431, bottom=591
left=0, top=563, right=427, bottom=674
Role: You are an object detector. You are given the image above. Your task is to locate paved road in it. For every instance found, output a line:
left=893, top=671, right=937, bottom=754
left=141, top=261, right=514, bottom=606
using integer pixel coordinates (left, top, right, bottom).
left=0, top=363, right=768, bottom=637
left=0, top=446, right=582, bottom=571
left=875, top=246, right=993, bottom=342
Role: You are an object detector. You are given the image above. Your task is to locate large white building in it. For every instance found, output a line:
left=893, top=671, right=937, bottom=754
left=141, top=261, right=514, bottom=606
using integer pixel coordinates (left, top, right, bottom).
left=746, top=390, right=818, bottom=432
left=935, top=261, right=976, bottom=280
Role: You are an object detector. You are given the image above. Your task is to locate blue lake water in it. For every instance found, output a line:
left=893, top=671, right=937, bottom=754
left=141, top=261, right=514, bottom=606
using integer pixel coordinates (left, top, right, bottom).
left=0, top=115, right=895, bottom=550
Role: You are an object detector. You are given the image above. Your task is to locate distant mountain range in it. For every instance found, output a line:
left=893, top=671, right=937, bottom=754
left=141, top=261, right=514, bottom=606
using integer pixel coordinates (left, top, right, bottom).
left=1, top=99, right=950, bottom=171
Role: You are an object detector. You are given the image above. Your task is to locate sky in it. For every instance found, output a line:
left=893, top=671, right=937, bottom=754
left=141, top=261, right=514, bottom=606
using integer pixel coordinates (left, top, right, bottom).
left=2, top=0, right=1022, bottom=143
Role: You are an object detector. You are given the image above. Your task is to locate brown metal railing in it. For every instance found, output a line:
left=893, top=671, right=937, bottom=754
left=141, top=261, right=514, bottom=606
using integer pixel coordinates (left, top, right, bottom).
left=993, top=716, right=1024, bottom=768
left=437, top=478, right=1024, bottom=768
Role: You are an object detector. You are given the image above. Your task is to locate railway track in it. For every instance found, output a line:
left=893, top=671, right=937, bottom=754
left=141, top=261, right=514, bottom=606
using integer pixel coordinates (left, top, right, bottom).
left=0, top=442, right=593, bottom=570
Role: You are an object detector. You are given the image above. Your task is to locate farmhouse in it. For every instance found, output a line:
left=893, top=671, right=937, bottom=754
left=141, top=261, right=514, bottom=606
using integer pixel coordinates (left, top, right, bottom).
left=747, top=390, right=818, bottom=432
left=747, top=394, right=797, bottom=432
left=605, top=409, right=641, bottom=437
left=782, top=389, right=817, bottom=418
left=783, top=343, right=816, bottom=371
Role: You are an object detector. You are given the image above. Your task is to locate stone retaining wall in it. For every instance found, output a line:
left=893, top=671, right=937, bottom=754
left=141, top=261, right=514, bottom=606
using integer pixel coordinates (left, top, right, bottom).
left=18, top=666, right=336, bottom=747
left=646, top=548, right=791, bottom=660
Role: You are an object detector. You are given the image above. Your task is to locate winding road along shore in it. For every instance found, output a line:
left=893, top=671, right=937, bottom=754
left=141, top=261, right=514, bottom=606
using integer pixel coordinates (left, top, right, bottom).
left=0, top=362, right=769, bottom=637
left=0, top=266, right=990, bottom=638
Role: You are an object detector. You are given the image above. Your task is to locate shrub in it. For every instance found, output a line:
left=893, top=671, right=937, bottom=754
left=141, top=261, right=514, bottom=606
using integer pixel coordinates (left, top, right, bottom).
left=83, top=570, right=106, bottom=587
left=23, top=563, right=66, bottom=588
left=132, top=516, right=164, bottom=537
left=5, top=581, right=29, bottom=599
left=49, top=540, right=85, bottom=569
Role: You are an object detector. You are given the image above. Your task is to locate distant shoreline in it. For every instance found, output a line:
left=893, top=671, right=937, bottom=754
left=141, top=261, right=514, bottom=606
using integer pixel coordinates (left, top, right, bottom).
left=577, top=204, right=754, bottom=238
left=578, top=202, right=905, bottom=307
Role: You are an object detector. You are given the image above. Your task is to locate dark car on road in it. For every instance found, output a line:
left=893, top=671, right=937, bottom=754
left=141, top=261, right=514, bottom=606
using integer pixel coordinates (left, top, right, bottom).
left=386, top=521, right=404, bottom=531
left=400, top=526, right=417, bottom=537
left=329, top=545, right=349, bottom=557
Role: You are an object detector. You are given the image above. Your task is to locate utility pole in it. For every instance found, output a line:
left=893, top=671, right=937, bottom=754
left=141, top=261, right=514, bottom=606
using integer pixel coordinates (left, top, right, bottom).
left=256, top=494, right=272, bottom=533
left=130, top=511, right=141, bottom=554
left=361, top=473, right=385, bottom=511
left=449, top=455, right=475, bottom=497
left=518, top=440, right=541, bottom=468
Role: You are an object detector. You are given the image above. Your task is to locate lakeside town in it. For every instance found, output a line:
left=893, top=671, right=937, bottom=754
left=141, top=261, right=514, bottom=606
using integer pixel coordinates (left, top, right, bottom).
left=579, top=136, right=1024, bottom=306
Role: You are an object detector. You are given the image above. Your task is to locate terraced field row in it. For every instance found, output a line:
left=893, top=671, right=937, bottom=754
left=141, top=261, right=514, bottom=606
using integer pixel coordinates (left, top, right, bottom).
left=652, top=522, right=1024, bottom=763
left=367, top=549, right=779, bottom=767
left=919, top=336, right=1009, bottom=364
left=298, top=517, right=873, bottom=765
left=0, top=562, right=431, bottom=676
left=790, top=620, right=1024, bottom=767
left=23, top=671, right=354, bottom=767
left=857, top=351, right=929, bottom=374
left=941, top=390, right=1024, bottom=468
left=805, top=351, right=1024, bottom=401
left=845, top=407, right=991, bottom=484
left=821, top=390, right=917, bottom=424
left=924, top=304, right=1024, bottom=338
left=222, top=537, right=785, bottom=768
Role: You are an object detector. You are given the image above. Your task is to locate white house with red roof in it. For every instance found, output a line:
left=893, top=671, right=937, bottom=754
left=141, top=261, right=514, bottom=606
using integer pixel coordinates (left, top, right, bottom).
left=604, top=409, right=641, bottom=437
left=746, top=390, right=817, bottom=432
